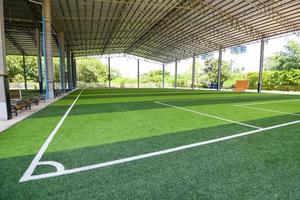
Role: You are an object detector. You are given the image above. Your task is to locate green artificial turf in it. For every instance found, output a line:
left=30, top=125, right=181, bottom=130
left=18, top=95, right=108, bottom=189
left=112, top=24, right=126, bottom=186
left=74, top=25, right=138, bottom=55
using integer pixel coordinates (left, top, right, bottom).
left=0, top=88, right=299, bottom=199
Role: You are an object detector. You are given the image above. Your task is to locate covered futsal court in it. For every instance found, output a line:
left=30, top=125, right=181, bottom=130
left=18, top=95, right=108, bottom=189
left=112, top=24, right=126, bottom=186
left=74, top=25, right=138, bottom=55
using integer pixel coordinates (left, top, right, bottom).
left=0, top=0, right=300, bottom=199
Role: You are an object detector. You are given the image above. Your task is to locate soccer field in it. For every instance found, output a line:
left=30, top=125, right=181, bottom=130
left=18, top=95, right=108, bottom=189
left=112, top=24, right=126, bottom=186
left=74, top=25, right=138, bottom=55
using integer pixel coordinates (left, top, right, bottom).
left=0, top=88, right=299, bottom=199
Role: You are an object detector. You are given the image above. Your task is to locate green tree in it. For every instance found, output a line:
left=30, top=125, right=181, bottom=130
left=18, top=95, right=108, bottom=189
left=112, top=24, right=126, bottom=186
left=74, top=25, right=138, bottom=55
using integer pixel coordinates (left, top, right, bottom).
left=141, top=70, right=170, bottom=86
left=6, top=55, right=23, bottom=81
left=78, top=64, right=98, bottom=83
left=202, top=58, right=231, bottom=85
left=25, top=56, right=38, bottom=82
left=110, top=68, right=122, bottom=81
left=6, top=55, right=39, bottom=87
left=176, top=61, right=204, bottom=88
left=53, top=57, right=61, bottom=82
left=77, top=58, right=112, bottom=83
left=266, top=40, right=300, bottom=70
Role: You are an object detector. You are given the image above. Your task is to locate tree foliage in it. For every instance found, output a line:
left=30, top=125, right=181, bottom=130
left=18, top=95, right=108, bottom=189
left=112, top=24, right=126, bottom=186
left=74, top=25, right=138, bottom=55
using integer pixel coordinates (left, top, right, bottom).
left=247, top=70, right=300, bottom=91
left=77, top=58, right=120, bottom=83
left=141, top=70, right=170, bottom=86
left=266, top=40, right=300, bottom=70
left=5, top=40, right=300, bottom=92
left=6, top=56, right=38, bottom=82
left=201, top=58, right=231, bottom=85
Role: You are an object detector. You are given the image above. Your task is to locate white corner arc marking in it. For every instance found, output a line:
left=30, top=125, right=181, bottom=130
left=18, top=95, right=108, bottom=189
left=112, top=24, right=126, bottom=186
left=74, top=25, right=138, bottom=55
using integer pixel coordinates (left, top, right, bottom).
left=20, top=95, right=300, bottom=182
left=19, top=90, right=84, bottom=182
left=21, top=119, right=300, bottom=182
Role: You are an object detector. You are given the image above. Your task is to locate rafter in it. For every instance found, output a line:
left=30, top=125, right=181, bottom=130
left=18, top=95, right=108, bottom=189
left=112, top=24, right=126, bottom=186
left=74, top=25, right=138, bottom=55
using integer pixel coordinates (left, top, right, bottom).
left=6, top=32, right=27, bottom=56
left=3, top=0, right=300, bottom=62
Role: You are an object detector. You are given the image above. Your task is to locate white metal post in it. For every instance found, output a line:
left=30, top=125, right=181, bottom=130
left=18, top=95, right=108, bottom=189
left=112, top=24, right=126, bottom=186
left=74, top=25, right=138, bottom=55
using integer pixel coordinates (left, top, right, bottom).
left=137, top=59, right=140, bottom=88
left=192, top=56, right=195, bottom=90
left=217, top=48, right=222, bottom=91
left=108, top=57, right=111, bottom=88
left=162, top=63, right=165, bottom=88
left=258, top=38, right=265, bottom=93
left=174, top=61, right=177, bottom=89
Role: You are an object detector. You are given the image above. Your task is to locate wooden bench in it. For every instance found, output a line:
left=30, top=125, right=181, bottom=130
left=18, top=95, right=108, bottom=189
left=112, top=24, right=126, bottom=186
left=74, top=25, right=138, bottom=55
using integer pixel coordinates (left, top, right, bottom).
left=10, top=99, right=31, bottom=116
left=16, top=99, right=31, bottom=110
left=38, top=95, right=46, bottom=102
left=9, top=92, right=46, bottom=117
left=10, top=90, right=22, bottom=99
left=10, top=105, right=22, bottom=116
left=55, top=89, right=62, bottom=97
left=28, top=97, right=39, bottom=105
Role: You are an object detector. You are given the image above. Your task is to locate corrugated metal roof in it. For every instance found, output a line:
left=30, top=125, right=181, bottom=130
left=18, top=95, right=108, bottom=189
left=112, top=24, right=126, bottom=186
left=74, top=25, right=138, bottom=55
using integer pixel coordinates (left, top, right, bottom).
left=3, top=0, right=300, bottom=62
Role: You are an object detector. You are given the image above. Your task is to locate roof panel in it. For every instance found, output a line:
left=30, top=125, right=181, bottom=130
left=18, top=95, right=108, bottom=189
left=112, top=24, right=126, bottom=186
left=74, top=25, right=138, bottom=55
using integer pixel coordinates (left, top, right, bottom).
left=3, top=0, right=300, bottom=63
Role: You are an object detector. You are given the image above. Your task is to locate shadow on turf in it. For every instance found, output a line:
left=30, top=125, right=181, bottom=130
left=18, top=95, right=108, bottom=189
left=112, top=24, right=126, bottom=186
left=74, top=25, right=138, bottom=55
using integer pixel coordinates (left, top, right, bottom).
left=38, top=113, right=300, bottom=171
left=66, top=90, right=242, bottom=100
left=0, top=113, right=299, bottom=199
left=31, top=94, right=300, bottom=118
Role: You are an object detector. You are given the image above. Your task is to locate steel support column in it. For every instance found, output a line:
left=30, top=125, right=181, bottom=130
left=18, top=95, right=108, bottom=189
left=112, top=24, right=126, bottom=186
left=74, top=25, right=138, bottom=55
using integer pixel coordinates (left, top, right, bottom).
left=174, top=61, right=177, bottom=89
left=258, top=38, right=265, bottom=93
left=36, top=28, right=43, bottom=94
left=137, top=59, right=140, bottom=88
left=0, top=0, right=11, bottom=120
left=191, top=56, right=195, bottom=90
left=162, top=63, right=165, bottom=88
left=59, top=31, right=66, bottom=92
left=71, top=53, right=76, bottom=89
left=43, top=0, right=54, bottom=99
left=217, top=48, right=222, bottom=91
left=22, top=54, right=27, bottom=90
left=70, top=52, right=74, bottom=89
left=73, top=58, right=77, bottom=89
left=108, top=57, right=111, bottom=88
left=66, top=47, right=72, bottom=90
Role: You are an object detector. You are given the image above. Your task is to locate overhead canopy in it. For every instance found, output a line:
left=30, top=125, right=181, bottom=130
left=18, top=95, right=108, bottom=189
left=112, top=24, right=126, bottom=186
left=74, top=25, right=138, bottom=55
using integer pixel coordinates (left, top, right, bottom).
left=3, top=0, right=300, bottom=63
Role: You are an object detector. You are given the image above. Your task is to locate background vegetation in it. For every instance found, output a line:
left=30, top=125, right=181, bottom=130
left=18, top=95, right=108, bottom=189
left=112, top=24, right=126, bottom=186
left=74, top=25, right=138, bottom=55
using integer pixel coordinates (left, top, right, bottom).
left=6, top=40, right=300, bottom=91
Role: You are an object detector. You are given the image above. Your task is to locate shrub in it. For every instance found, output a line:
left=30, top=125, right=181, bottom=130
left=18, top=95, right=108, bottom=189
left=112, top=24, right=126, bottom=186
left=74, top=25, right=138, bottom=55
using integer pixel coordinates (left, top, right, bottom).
left=247, top=70, right=300, bottom=91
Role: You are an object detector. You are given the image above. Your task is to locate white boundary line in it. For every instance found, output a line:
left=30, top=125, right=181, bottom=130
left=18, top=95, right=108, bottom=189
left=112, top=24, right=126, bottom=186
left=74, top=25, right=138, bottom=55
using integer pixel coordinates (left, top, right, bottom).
left=19, top=94, right=299, bottom=182
left=154, top=101, right=262, bottom=129
left=21, top=119, right=300, bottom=182
left=240, top=99, right=300, bottom=106
left=19, top=90, right=84, bottom=182
left=235, top=104, right=300, bottom=117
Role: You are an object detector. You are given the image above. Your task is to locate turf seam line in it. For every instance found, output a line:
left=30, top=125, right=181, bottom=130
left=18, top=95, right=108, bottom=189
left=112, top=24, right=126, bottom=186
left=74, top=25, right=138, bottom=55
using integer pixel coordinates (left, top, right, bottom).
left=21, top=119, right=300, bottom=182
left=19, top=89, right=84, bottom=183
left=154, top=101, right=262, bottom=129
left=234, top=104, right=300, bottom=117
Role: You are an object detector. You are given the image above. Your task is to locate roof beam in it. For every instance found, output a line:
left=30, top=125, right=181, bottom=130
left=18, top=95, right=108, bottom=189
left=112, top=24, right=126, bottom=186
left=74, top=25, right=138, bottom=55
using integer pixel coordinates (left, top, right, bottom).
left=5, top=32, right=27, bottom=56
left=101, top=0, right=127, bottom=54
left=247, top=0, right=298, bottom=33
left=24, top=0, right=40, bottom=28
left=125, top=0, right=188, bottom=54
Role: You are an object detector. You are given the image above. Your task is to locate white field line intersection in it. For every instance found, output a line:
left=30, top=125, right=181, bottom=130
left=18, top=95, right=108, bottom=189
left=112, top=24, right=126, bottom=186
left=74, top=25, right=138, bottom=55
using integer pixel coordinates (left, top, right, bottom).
left=20, top=97, right=300, bottom=182
left=154, top=101, right=262, bottom=129
left=20, top=89, right=84, bottom=182
left=22, top=119, right=300, bottom=182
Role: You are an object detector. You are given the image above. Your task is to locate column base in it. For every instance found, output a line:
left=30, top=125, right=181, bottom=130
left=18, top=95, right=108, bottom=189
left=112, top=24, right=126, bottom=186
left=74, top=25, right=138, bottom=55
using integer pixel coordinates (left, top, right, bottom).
left=0, top=102, right=8, bottom=120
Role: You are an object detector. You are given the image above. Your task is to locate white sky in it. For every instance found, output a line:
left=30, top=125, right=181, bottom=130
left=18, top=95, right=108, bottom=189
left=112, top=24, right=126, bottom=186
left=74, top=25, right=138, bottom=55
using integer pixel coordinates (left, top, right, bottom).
left=96, top=33, right=300, bottom=78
